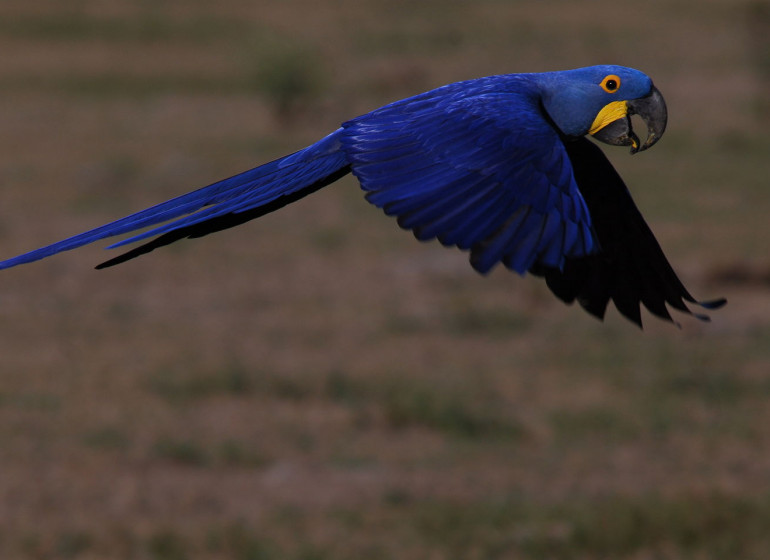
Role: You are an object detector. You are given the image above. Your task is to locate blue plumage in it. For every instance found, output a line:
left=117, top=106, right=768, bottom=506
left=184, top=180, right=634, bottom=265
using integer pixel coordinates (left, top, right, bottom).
left=341, top=75, right=595, bottom=273
left=0, top=65, right=725, bottom=326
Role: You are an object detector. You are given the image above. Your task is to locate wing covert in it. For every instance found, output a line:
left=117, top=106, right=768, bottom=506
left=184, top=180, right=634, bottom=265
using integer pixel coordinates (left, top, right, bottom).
left=340, top=83, right=597, bottom=275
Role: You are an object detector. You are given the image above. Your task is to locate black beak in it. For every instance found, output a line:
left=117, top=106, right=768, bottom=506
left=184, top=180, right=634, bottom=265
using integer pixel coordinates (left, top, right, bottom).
left=592, top=85, right=668, bottom=154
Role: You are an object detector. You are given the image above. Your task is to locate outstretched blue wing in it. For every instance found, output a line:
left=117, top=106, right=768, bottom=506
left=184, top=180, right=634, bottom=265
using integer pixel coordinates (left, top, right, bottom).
left=340, top=76, right=596, bottom=275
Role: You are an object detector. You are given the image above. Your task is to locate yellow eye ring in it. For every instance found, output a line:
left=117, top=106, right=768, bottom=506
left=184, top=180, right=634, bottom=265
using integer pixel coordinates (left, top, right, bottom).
left=600, top=75, right=621, bottom=93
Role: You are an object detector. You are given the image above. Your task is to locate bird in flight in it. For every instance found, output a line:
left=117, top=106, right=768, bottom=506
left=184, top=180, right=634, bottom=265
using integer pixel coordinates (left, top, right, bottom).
left=0, top=65, right=724, bottom=327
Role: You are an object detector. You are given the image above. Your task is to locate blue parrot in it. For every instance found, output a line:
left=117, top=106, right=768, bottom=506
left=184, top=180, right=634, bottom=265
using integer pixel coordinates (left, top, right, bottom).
left=0, top=65, right=725, bottom=326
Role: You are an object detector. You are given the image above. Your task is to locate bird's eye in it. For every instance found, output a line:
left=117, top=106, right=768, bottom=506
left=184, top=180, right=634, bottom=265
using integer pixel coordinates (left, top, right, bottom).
left=600, top=75, right=621, bottom=93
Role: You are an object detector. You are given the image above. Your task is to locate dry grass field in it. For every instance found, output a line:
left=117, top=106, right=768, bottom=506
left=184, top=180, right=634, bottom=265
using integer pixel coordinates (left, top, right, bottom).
left=0, top=1, right=769, bottom=558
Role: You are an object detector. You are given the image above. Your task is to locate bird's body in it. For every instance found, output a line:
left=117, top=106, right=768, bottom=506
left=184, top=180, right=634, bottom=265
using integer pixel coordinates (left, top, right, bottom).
left=0, top=65, right=724, bottom=326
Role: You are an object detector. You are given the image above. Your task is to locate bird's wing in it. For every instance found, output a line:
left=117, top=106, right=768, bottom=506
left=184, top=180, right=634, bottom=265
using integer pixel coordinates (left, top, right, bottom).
left=0, top=130, right=349, bottom=270
left=341, top=89, right=597, bottom=274
left=532, top=137, right=726, bottom=327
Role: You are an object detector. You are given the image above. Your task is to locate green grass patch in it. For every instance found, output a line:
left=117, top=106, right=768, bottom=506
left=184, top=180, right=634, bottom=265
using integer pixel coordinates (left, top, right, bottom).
left=148, top=365, right=319, bottom=403
left=206, top=522, right=276, bottom=559
left=1, top=392, right=61, bottom=412
left=55, top=531, right=93, bottom=559
left=14, top=531, right=94, bottom=559
left=148, top=365, right=255, bottom=402
left=216, top=439, right=270, bottom=469
left=150, top=436, right=269, bottom=469
left=309, top=227, right=348, bottom=252
left=549, top=405, right=641, bottom=442
left=247, top=42, right=325, bottom=120
left=151, top=438, right=209, bottom=467
left=441, top=305, right=532, bottom=336
left=82, top=427, right=131, bottom=451
left=660, top=368, right=749, bottom=403
left=8, top=492, right=770, bottom=559
left=381, top=383, right=523, bottom=439
left=383, top=303, right=531, bottom=337
left=147, top=529, right=189, bottom=560
left=406, top=492, right=770, bottom=559
left=324, top=370, right=525, bottom=440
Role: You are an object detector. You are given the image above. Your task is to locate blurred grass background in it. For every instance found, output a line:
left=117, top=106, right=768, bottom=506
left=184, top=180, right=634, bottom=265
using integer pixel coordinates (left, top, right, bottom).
left=0, top=1, right=769, bottom=559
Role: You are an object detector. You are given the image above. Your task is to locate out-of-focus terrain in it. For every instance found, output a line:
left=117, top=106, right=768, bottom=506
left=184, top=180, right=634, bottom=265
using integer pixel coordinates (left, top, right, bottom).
left=0, top=1, right=769, bottom=558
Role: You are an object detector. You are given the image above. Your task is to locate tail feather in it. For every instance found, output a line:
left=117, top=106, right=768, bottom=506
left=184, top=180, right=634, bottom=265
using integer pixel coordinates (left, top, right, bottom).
left=96, top=165, right=350, bottom=269
left=0, top=129, right=349, bottom=270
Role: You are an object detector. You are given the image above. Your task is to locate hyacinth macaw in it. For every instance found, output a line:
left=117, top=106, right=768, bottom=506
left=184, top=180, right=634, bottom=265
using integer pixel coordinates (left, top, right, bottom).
left=0, top=65, right=725, bottom=327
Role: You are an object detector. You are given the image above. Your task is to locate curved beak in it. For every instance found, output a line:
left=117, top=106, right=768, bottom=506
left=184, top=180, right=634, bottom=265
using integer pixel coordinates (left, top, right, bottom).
left=591, top=85, right=668, bottom=154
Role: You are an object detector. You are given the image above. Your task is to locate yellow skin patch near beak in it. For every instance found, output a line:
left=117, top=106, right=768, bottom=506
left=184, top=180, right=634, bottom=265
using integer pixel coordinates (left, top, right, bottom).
left=588, top=100, right=628, bottom=136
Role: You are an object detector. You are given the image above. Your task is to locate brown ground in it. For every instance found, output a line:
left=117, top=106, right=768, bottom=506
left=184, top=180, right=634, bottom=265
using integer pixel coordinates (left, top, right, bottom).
left=0, top=1, right=769, bottom=559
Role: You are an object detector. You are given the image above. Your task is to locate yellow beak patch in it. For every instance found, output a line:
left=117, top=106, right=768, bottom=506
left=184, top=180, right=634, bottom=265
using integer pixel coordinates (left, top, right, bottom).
left=588, top=100, right=628, bottom=136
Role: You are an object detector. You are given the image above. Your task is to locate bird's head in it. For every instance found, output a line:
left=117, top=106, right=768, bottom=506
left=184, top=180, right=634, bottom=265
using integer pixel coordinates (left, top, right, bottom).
left=538, top=65, right=667, bottom=154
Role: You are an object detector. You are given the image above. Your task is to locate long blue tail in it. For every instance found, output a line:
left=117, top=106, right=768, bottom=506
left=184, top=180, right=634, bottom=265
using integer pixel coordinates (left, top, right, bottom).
left=0, top=129, right=350, bottom=270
